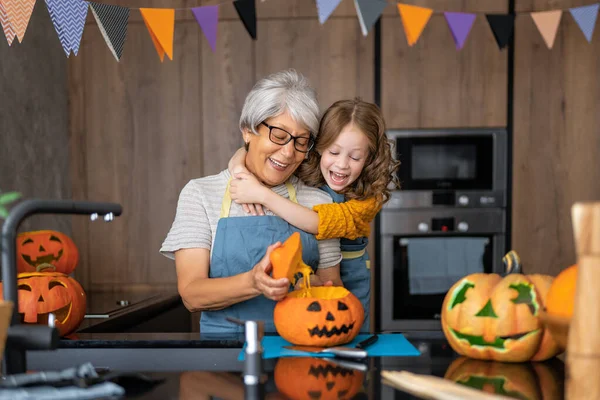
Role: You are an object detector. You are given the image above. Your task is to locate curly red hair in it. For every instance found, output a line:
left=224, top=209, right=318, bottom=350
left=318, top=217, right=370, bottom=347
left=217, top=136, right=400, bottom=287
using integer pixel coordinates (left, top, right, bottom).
left=297, top=98, right=400, bottom=203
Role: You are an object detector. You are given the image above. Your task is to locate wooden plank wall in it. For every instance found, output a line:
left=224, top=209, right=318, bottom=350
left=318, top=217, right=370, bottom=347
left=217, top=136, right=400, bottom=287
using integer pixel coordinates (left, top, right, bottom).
left=0, top=4, right=69, bottom=238
left=69, top=0, right=373, bottom=292
left=512, top=0, right=600, bottom=275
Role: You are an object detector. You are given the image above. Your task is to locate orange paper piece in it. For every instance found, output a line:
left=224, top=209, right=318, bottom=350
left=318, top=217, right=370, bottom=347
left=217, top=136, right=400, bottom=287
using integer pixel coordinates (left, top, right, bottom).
left=5, top=0, right=35, bottom=43
left=140, top=8, right=174, bottom=61
left=531, top=10, right=562, bottom=49
left=397, top=4, right=433, bottom=46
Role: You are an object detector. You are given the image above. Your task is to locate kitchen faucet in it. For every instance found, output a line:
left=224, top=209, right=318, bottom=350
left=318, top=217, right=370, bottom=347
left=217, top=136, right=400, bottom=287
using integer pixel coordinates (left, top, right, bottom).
left=1, top=199, right=122, bottom=375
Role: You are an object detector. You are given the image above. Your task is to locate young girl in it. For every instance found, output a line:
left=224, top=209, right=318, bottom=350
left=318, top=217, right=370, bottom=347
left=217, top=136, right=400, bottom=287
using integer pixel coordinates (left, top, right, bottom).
left=229, top=98, right=400, bottom=332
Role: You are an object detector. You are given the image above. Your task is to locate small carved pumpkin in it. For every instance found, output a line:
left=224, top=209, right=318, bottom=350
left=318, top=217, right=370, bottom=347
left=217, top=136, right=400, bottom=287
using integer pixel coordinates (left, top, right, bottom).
left=275, top=357, right=365, bottom=400
left=16, top=230, right=79, bottom=275
left=441, top=251, right=561, bottom=362
left=444, top=356, right=565, bottom=400
left=0, top=265, right=86, bottom=336
left=271, top=233, right=364, bottom=347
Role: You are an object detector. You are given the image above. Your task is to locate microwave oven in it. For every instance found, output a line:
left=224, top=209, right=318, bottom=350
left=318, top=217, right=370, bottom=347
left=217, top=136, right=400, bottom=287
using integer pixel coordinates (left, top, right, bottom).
left=386, top=128, right=508, bottom=209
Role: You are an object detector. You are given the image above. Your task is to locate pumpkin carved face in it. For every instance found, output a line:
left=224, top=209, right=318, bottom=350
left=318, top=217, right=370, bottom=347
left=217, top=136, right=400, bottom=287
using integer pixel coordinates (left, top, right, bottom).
left=444, top=357, right=564, bottom=400
left=274, top=287, right=364, bottom=347
left=271, top=233, right=364, bottom=347
left=0, top=270, right=86, bottom=337
left=441, top=271, right=561, bottom=362
left=16, top=230, right=79, bottom=275
left=275, top=357, right=365, bottom=400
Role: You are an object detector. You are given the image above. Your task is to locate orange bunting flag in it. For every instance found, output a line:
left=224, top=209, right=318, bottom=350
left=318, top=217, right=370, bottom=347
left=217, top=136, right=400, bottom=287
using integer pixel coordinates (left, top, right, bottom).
left=5, top=0, right=35, bottom=43
left=397, top=4, right=433, bottom=46
left=0, top=0, right=16, bottom=45
left=140, top=8, right=174, bottom=61
left=531, top=10, right=562, bottom=49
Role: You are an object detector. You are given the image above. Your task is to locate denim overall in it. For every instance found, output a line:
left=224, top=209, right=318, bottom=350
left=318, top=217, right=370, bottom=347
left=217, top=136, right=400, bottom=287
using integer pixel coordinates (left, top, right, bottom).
left=200, top=180, right=320, bottom=334
left=321, top=186, right=371, bottom=332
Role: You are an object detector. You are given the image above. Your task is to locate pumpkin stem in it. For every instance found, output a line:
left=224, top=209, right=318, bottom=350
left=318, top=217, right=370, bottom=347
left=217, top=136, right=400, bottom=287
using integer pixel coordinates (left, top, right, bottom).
left=502, top=250, right=522, bottom=275
left=36, top=263, right=56, bottom=273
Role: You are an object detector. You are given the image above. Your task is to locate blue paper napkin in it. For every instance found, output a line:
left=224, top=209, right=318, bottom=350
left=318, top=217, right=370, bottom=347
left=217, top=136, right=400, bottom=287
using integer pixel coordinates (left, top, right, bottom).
left=238, top=333, right=421, bottom=360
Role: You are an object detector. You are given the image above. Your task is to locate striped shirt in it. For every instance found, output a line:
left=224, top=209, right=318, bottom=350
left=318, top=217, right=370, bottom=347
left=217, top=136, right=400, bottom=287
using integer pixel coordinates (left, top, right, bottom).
left=160, top=169, right=342, bottom=269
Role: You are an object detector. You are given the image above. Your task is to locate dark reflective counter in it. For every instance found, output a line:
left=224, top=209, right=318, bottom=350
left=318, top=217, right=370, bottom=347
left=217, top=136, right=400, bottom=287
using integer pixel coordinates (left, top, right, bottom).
left=25, top=332, right=565, bottom=399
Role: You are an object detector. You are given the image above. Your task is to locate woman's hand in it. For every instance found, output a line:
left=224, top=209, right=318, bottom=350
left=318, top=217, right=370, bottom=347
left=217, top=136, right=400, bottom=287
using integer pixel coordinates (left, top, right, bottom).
left=250, top=242, right=290, bottom=301
left=230, top=171, right=268, bottom=216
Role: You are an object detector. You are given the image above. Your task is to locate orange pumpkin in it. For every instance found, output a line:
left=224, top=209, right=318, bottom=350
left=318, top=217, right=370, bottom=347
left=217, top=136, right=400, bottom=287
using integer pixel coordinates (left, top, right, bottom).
left=444, top=356, right=564, bottom=400
left=546, top=264, right=577, bottom=319
left=0, top=266, right=86, bottom=336
left=271, top=233, right=364, bottom=347
left=441, top=251, right=561, bottom=362
left=16, top=230, right=79, bottom=274
left=274, top=357, right=365, bottom=400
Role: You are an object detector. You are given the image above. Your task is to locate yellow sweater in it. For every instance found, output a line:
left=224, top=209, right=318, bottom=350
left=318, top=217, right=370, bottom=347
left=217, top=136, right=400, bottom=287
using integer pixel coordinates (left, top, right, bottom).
left=313, top=197, right=381, bottom=240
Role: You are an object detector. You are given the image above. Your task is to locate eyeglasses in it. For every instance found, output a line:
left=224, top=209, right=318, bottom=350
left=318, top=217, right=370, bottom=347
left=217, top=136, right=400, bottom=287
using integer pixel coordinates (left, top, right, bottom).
left=261, top=122, right=315, bottom=153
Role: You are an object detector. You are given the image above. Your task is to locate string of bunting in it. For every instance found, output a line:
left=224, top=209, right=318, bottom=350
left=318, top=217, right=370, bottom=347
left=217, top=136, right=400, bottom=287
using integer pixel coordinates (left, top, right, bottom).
left=1, top=0, right=598, bottom=62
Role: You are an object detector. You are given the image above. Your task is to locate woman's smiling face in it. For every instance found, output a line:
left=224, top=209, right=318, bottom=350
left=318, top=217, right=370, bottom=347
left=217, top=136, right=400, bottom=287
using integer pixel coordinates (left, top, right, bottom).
left=243, top=112, right=310, bottom=187
left=320, top=123, right=369, bottom=191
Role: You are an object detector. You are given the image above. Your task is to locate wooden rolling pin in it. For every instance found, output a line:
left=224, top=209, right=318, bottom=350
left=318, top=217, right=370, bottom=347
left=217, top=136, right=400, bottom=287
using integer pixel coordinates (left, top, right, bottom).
left=567, top=202, right=600, bottom=399
left=381, top=370, right=514, bottom=400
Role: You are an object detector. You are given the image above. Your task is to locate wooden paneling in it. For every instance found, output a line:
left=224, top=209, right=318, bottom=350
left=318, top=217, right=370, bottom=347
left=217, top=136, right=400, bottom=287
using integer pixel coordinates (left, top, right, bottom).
left=380, top=12, right=508, bottom=128
left=70, top=21, right=202, bottom=290
left=0, top=4, right=69, bottom=236
left=512, top=3, right=600, bottom=276
left=255, top=18, right=373, bottom=109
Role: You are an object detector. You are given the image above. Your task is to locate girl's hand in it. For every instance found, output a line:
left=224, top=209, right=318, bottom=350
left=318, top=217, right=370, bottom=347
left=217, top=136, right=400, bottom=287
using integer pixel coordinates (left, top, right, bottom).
left=294, top=274, right=333, bottom=290
left=230, top=172, right=268, bottom=216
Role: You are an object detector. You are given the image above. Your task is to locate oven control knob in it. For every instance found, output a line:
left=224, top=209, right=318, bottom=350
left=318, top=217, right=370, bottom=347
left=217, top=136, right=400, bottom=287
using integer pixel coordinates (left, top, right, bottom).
left=418, top=222, right=429, bottom=232
left=457, top=222, right=469, bottom=232
left=458, top=195, right=469, bottom=206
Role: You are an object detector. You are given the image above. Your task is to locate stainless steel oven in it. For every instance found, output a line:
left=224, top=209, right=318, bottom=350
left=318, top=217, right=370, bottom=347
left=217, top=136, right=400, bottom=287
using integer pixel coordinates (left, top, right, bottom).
left=378, top=207, right=505, bottom=331
left=376, top=128, right=508, bottom=332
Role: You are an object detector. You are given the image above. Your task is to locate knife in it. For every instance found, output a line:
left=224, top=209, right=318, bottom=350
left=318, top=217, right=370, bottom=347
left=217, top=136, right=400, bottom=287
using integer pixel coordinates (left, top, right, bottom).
left=355, top=334, right=378, bottom=349
left=283, top=345, right=367, bottom=359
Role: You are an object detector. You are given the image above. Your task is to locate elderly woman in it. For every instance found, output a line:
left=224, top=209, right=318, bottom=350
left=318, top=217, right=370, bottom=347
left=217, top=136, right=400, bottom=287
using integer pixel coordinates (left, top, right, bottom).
left=160, top=70, right=342, bottom=333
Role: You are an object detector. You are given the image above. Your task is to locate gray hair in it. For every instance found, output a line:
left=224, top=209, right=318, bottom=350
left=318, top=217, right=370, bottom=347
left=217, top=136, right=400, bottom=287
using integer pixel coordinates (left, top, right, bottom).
left=239, top=69, right=320, bottom=137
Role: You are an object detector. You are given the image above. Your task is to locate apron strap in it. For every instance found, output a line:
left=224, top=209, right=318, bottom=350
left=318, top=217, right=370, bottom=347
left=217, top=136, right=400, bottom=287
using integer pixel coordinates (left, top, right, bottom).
left=220, top=179, right=298, bottom=219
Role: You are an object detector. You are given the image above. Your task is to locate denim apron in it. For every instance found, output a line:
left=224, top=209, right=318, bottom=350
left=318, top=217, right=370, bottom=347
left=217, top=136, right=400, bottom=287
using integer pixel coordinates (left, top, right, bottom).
left=200, top=180, right=320, bottom=334
left=320, top=186, right=371, bottom=332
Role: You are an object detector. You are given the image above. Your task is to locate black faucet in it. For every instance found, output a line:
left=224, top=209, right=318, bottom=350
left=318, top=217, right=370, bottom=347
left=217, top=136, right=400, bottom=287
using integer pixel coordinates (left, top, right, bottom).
left=1, top=199, right=122, bottom=375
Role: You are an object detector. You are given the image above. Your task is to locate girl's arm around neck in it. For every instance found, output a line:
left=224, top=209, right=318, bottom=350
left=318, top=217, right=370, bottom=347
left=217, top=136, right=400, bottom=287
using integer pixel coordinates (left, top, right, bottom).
left=260, top=190, right=320, bottom=234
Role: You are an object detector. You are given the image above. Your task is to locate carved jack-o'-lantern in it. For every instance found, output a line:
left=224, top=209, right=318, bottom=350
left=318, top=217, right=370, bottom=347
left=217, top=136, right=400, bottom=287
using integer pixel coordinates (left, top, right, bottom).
left=0, top=265, right=87, bottom=336
left=275, top=286, right=364, bottom=347
left=16, top=230, right=79, bottom=275
left=275, top=357, right=365, bottom=400
left=444, top=357, right=565, bottom=400
left=271, top=233, right=364, bottom=347
left=441, top=251, right=561, bottom=362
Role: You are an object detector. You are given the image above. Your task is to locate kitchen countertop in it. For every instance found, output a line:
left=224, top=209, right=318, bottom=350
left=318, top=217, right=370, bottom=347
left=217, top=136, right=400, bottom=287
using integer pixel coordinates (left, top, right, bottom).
left=24, top=332, right=566, bottom=399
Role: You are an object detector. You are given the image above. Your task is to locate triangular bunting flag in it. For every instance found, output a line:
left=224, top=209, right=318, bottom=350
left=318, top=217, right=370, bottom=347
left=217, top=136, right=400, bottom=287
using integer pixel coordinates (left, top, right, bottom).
left=0, top=0, right=16, bottom=45
left=90, top=2, right=129, bottom=61
left=317, top=0, right=342, bottom=25
left=397, top=4, right=433, bottom=46
left=569, top=4, right=599, bottom=42
left=354, top=0, right=387, bottom=36
left=531, top=10, right=562, bottom=49
left=140, top=8, right=174, bottom=61
left=316, top=0, right=342, bottom=25
left=192, top=5, right=218, bottom=52
left=233, top=0, right=256, bottom=40
left=444, top=12, right=476, bottom=50
left=45, top=0, right=88, bottom=56
left=486, top=14, right=515, bottom=49
left=6, top=0, right=35, bottom=43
